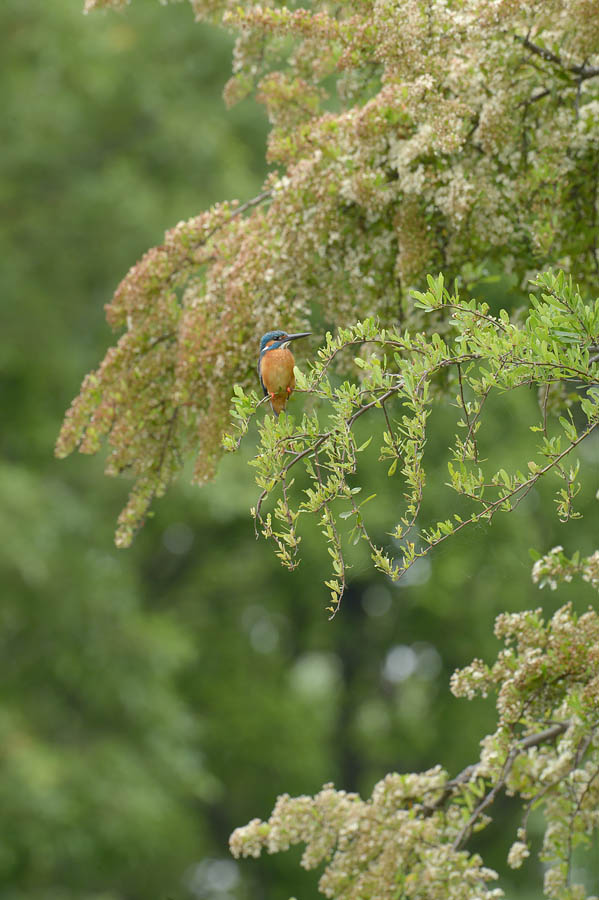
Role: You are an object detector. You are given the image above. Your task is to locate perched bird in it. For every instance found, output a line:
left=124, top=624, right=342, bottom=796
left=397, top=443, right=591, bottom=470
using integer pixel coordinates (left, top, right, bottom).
left=258, top=330, right=311, bottom=415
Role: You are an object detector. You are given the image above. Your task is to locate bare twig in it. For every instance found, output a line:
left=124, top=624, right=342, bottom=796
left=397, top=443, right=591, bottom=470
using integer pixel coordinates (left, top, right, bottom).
left=541, top=382, right=550, bottom=437
left=515, top=35, right=599, bottom=81
left=452, top=721, right=569, bottom=849
left=313, top=449, right=347, bottom=619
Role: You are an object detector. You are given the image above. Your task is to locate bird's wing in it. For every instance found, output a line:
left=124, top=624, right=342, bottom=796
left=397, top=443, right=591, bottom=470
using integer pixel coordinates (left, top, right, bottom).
left=258, top=354, right=268, bottom=396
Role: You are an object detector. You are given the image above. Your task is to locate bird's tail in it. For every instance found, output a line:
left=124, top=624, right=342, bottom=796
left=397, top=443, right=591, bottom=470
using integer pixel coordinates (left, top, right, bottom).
left=270, top=394, right=286, bottom=416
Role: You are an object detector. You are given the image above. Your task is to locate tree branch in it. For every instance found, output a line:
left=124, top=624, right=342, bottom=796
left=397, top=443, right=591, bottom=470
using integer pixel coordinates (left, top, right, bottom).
left=515, top=35, right=599, bottom=81
left=452, top=721, right=569, bottom=849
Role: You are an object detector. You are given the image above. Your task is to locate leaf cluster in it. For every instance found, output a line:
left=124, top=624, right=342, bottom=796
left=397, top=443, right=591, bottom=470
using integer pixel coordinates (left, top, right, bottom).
left=225, top=271, right=599, bottom=614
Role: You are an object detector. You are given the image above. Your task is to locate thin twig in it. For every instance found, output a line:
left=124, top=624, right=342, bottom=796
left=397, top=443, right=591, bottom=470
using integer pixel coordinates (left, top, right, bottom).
left=313, top=449, right=346, bottom=619
left=408, top=419, right=599, bottom=582
left=381, top=400, right=403, bottom=463
left=542, top=382, right=550, bottom=437
left=515, top=35, right=599, bottom=81
left=452, top=721, right=569, bottom=849
left=438, top=303, right=510, bottom=334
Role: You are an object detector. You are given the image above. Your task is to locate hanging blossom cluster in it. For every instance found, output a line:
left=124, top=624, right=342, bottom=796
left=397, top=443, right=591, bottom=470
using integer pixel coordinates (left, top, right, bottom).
left=232, top=595, right=599, bottom=900
left=532, top=545, right=599, bottom=591
left=59, top=0, right=599, bottom=546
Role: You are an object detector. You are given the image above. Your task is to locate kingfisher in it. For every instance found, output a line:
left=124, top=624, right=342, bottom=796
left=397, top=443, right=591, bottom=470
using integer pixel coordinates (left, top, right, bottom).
left=258, top=329, right=311, bottom=415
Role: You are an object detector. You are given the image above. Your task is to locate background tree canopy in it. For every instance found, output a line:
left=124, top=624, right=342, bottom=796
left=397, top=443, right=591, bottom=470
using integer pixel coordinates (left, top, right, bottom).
left=58, top=0, right=599, bottom=549
left=3, top=0, right=598, bottom=898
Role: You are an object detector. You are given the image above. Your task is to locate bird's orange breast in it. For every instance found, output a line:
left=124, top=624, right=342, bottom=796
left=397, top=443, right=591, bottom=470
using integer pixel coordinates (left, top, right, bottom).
left=260, top=347, right=295, bottom=394
left=260, top=347, right=296, bottom=414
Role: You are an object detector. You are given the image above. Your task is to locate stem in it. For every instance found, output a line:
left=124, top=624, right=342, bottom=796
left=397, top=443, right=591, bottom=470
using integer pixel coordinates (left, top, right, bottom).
left=452, top=722, right=569, bottom=849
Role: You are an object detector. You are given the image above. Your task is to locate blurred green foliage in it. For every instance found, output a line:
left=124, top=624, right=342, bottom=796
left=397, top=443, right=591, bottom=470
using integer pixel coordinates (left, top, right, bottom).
left=2, top=1, right=598, bottom=898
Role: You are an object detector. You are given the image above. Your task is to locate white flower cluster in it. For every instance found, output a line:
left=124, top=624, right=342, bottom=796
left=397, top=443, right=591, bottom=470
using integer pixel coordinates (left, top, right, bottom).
left=232, top=601, right=599, bottom=899
left=230, top=772, right=504, bottom=900
left=71, top=0, right=599, bottom=543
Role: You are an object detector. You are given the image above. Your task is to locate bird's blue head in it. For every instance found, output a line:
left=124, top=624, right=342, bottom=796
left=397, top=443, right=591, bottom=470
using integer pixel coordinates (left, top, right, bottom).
left=259, top=330, right=287, bottom=352
left=259, top=330, right=311, bottom=356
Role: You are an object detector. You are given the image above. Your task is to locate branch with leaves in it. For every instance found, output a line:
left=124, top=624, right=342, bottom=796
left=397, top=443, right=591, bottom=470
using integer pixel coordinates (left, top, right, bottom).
left=59, top=0, right=599, bottom=548
left=224, top=270, right=599, bottom=615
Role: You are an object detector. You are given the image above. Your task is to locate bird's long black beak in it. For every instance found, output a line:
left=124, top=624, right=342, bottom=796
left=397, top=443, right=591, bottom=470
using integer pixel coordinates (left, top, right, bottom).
left=286, top=332, right=311, bottom=342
